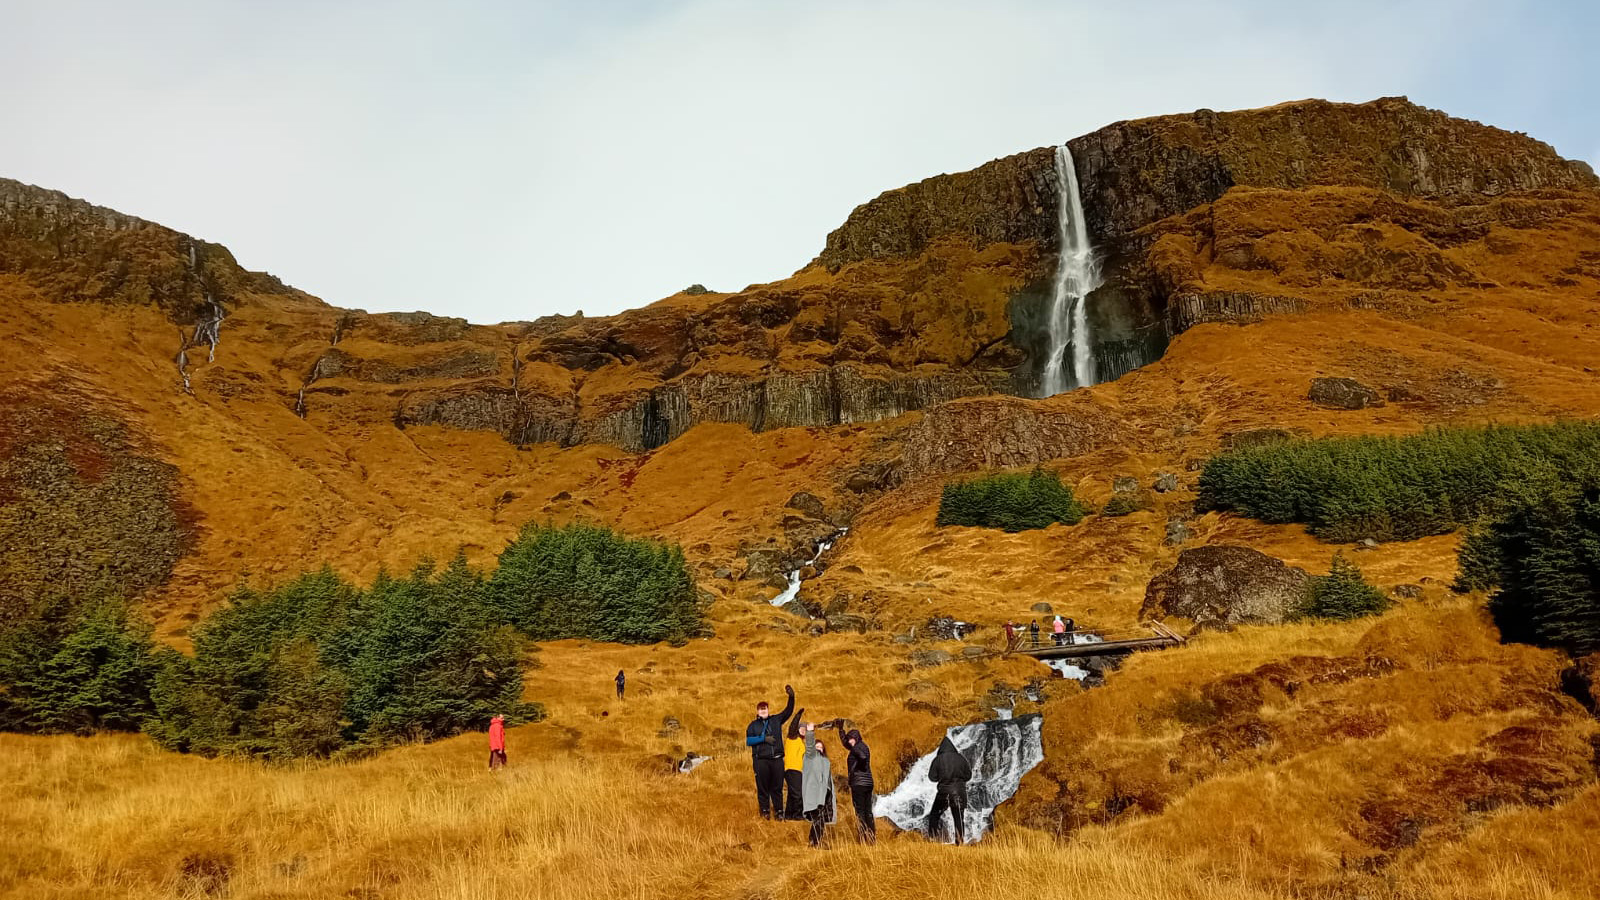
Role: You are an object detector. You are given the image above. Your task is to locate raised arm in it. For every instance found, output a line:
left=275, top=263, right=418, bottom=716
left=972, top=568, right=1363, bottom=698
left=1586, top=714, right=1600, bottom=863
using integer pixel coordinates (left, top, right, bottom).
left=774, top=684, right=796, bottom=727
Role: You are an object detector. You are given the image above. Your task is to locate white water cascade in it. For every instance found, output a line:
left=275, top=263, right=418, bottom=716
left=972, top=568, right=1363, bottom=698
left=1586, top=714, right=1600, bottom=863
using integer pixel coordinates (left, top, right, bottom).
left=1042, top=632, right=1104, bottom=680
left=1039, top=144, right=1101, bottom=397
left=873, top=714, right=1045, bottom=844
left=769, top=528, right=847, bottom=607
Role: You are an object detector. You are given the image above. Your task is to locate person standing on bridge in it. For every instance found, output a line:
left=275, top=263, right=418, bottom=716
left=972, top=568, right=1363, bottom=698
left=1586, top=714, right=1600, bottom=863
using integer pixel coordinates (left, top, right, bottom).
left=926, top=735, right=973, bottom=845
left=745, top=684, right=795, bottom=819
left=835, top=721, right=877, bottom=844
left=1052, top=616, right=1067, bottom=646
left=1029, top=619, right=1041, bottom=648
left=1003, top=621, right=1016, bottom=652
left=1062, top=617, right=1076, bottom=645
left=615, top=669, right=626, bottom=700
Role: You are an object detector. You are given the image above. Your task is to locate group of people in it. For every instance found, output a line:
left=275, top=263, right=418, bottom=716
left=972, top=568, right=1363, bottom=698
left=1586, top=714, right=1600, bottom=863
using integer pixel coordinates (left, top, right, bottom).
left=745, top=685, right=975, bottom=847
left=1002, top=615, right=1076, bottom=651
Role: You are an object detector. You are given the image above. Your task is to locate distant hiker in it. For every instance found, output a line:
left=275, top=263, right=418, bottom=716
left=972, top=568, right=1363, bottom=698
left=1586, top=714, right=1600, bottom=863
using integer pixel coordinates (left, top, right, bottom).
left=488, top=715, right=507, bottom=770
left=1063, top=617, right=1076, bottom=645
left=1003, top=621, right=1016, bottom=652
left=1052, top=616, right=1066, bottom=646
left=783, top=709, right=808, bottom=820
left=1029, top=620, right=1041, bottom=648
left=926, top=736, right=973, bottom=844
left=836, top=720, right=876, bottom=844
left=745, top=684, right=796, bottom=819
left=615, top=669, right=626, bottom=700
left=800, top=733, right=837, bottom=848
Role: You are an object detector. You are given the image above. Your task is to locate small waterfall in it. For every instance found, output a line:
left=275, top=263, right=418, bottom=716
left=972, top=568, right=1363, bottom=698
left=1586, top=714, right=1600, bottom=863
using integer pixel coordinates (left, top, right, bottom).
left=873, top=713, right=1045, bottom=844
left=1039, top=144, right=1100, bottom=397
left=770, top=528, right=847, bottom=607
left=1041, top=633, right=1103, bottom=680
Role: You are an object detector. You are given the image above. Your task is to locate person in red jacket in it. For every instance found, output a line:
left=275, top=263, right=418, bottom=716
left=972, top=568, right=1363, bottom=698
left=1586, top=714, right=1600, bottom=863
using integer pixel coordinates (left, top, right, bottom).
left=488, top=715, right=507, bottom=770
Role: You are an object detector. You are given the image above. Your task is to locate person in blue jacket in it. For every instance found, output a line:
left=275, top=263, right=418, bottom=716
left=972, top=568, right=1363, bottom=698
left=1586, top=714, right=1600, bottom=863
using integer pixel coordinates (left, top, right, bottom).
left=745, top=684, right=795, bottom=819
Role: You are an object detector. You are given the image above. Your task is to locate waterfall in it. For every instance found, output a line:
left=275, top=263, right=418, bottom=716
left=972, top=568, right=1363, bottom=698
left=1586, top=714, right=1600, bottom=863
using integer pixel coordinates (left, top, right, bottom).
left=769, top=528, right=847, bottom=607
left=1040, top=144, right=1100, bottom=397
left=1041, top=632, right=1103, bottom=680
left=873, top=713, right=1045, bottom=843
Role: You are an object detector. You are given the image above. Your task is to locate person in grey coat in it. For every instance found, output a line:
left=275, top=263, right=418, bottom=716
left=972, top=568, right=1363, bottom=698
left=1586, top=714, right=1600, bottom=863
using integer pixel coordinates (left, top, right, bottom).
left=800, top=730, right=837, bottom=848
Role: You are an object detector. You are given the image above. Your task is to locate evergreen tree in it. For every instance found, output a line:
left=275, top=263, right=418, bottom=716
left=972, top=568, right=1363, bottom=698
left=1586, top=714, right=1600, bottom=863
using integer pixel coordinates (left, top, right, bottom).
left=1485, top=484, right=1600, bottom=655
left=1299, top=553, right=1393, bottom=621
left=936, top=468, right=1088, bottom=532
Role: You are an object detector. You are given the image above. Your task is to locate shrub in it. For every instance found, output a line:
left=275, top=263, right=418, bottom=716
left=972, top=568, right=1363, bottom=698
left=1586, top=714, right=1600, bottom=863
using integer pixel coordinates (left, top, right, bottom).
left=488, top=522, right=700, bottom=644
left=151, top=558, right=538, bottom=759
left=1100, top=492, right=1149, bottom=518
left=1298, top=553, right=1392, bottom=621
left=1197, top=422, right=1600, bottom=542
left=0, top=593, right=159, bottom=734
left=1480, top=483, right=1600, bottom=656
left=936, top=468, right=1088, bottom=532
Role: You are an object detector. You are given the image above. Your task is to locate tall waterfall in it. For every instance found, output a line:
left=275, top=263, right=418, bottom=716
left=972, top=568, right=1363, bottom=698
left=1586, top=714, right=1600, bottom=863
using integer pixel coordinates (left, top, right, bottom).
left=873, top=714, right=1045, bottom=843
left=1040, top=144, right=1100, bottom=397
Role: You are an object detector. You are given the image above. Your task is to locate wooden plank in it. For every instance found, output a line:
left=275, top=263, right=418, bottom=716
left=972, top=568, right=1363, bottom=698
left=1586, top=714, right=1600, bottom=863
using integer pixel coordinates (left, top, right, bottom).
left=1013, top=635, right=1180, bottom=660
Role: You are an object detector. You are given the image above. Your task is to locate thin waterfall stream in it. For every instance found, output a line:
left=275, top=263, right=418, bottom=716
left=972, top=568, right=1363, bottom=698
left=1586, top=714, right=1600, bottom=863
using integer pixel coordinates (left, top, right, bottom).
left=1040, top=144, right=1101, bottom=396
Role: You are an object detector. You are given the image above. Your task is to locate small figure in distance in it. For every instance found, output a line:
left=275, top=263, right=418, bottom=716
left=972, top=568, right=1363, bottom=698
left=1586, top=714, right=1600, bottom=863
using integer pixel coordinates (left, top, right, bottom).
left=744, top=684, right=796, bottom=820
left=927, top=736, right=973, bottom=844
left=1029, top=619, right=1041, bottom=649
left=800, top=729, right=836, bottom=848
left=488, top=714, right=507, bottom=771
left=1052, top=615, right=1066, bottom=646
left=1063, top=617, right=1076, bottom=645
left=615, top=669, right=626, bottom=700
left=1003, top=621, right=1016, bottom=653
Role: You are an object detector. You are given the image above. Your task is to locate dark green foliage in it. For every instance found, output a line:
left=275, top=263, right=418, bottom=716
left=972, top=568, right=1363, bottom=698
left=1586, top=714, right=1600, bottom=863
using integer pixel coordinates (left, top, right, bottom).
left=936, top=468, right=1089, bottom=533
left=1452, top=524, right=1505, bottom=593
left=1100, top=492, right=1149, bottom=518
left=1481, top=484, right=1600, bottom=656
left=1299, top=554, right=1393, bottom=621
left=488, top=522, right=700, bottom=644
left=0, top=594, right=159, bottom=734
left=1197, top=422, right=1600, bottom=542
left=151, top=559, right=539, bottom=759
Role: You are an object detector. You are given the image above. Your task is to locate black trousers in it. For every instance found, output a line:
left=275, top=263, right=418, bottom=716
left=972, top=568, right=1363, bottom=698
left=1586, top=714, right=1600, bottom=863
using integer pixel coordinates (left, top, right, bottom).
left=783, top=770, right=804, bottom=819
left=753, top=757, right=784, bottom=818
left=850, top=785, right=876, bottom=840
left=928, top=789, right=968, bottom=844
left=806, top=808, right=826, bottom=846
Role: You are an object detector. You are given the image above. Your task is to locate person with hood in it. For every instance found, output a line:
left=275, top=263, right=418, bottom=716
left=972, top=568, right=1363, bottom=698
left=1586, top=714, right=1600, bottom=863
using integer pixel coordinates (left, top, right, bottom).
left=487, top=715, right=507, bottom=770
left=615, top=669, right=626, bottom=700
left=834, top=719, right=876, bottom=844
left=1002, top=621, right=1016, bottom=652
left=1052, top=615, right=1067, bottom=646
left=800, top=729, right=837, bottom=848
left=926, top=735, right=973, bottom=844
left=782, top=709, right=808, bottom=820
left=744, top=684, right=795, bottom=819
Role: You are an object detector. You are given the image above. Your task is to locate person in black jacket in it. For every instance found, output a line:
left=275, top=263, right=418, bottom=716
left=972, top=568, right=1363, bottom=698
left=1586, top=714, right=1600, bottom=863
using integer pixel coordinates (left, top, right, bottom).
left=744, top=684, right=795, bottom=819
left=615, top=669, right=625, bottom=700
left=834, top=720, right=876, bottom=844
left=926, top=735, right=973, bottom=844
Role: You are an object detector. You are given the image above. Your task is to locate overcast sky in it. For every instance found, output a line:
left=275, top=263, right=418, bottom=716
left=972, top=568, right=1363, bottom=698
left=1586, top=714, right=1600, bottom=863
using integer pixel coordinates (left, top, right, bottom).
left=3, top=0, right=1595, bottom=324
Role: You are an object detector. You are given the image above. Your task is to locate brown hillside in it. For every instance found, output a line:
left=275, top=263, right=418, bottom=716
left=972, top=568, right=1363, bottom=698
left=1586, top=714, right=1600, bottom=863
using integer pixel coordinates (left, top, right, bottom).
left=3, top=96, right=1600, bottom=899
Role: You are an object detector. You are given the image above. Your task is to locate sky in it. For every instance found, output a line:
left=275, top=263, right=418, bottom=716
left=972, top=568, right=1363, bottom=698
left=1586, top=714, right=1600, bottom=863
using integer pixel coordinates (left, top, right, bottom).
left=2, top=0, right=1596, bottom=324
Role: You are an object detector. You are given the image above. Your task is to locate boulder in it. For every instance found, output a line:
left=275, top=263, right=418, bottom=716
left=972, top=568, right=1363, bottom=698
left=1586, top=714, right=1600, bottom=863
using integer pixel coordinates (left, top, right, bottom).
left=825, top=613, right=871, bottom=634
left=784, top=491, right=829, bottom=522
left=742, top=548, right=785, bottom=583
left=779, top=598, right=809, bottom=619
left=713, top=568, right=733, bottom=580
left=1152, top=473, right=1180, bottom=493
left=911, top=647, right=952, bottom=668
left=657, top=717, right=681, bottom=738
left=1113, top=475, right=1141, bottom=493
left=1165, top=519, right=1194, bottom=546
left=1222, top=427, right=1299, bottom=450
left=1141, top=545, right=1313, bottom=629
left=1391, top=583, right=1423, bottom=599
left=1309, top=377, right=1384, bottom=410
left=1030, top=602, right=1054, bottom=614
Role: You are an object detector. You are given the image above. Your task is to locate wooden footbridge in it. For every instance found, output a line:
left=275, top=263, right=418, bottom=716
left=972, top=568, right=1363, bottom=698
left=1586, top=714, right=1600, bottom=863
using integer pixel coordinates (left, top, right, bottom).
left=1008, top=622, right=1186, bottom=660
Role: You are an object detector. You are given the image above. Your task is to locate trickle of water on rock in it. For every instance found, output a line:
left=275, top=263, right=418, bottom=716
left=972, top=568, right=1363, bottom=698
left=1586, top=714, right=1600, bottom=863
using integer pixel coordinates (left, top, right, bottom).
left=1040, top=144, right=1100, bottom=397
left=770, top=528, right=847, bottom=607
left=873, top=713, right=1045, bottom=843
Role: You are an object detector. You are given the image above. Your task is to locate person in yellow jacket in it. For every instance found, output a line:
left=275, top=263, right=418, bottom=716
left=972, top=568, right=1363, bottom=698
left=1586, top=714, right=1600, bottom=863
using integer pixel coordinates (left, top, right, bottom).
left=782, top=708, right=808, bottom=820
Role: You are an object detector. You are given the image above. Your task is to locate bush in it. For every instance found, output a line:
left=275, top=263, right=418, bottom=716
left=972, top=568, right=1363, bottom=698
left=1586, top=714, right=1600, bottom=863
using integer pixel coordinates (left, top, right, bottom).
left=1100, top=492, right=1149, bottom=518
left=0, top=593, right=159, bottom=734
left=488, top=522, right=700, bottom=644
left=1197, top=422, right=1600, bottom=542
left=1479, top=483, right=1600, bottom=656
left=1298, top=553, right=1392, bottom=621
left=936, top=468, right=1089, bottom=532
left=151, top=558, right=539, bottom=759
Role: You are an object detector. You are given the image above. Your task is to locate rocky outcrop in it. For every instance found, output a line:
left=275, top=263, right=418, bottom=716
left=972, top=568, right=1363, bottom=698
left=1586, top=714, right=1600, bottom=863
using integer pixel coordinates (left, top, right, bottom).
left=1166, top=291, right=1307, bottom=334
left=1142, top=545, right=1312, bottom=629
left=1309, top=377, right=1384, bottom=410
left=815, top=97, right=1598, bottom=271
left=898, top=395, right=1126, bottom=477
